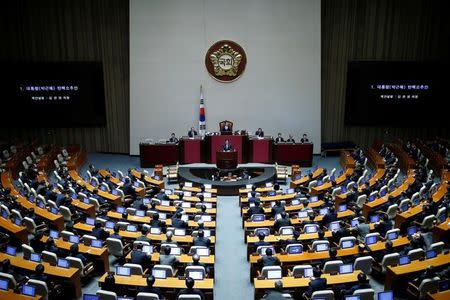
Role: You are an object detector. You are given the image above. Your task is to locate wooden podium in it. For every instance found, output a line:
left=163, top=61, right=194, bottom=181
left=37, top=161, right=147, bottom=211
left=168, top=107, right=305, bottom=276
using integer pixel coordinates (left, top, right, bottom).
left=216, top=151, right=238, bottom=169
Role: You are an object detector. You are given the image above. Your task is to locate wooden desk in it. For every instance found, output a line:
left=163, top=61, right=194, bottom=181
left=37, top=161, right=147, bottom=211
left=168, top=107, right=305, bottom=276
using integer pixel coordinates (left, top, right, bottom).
left=139, top=143, right=178, bottom=167
left=340, top=151, right=356, bottom=169
left=433, top=218, right=450, bottom=241
left=131, top=169, right=165, bottom=189
left=156, top=205, right=216, bottom=215
left=0, top=217, right=28, bottom=244
left=71, top=199, right=96, bottom=218
left=181, top=186, right=218, bottom=194
left=168, top=195, right=217, bottom=203
left=69, top=170, right=122, bottom=205
left=216, top=151, right=238, bottom=169
left=98, top=169, right=145, bottom=197
left=16, top=197, right=64, bottom=231
left=40, top=236, right=109, bottom=272
left=0, top=253, right=81, bottom=298
left=427, top=290, right=450, bottom=300
left=290, top=168, right=324, bottom=188
left=73, top=222, right=216, bottom=244
left=273, top=143, right=313, bottom=167
left=241, top=201, right=324, bottom=216
left=254, top=272, right=360, bottom=300
left=385, top=253, right=450, bottom=290
left=125, top=252, right=215, bottom=264
left=240, top=193, right=296, bottom=206
left=0, top=289, right=42, bottom=300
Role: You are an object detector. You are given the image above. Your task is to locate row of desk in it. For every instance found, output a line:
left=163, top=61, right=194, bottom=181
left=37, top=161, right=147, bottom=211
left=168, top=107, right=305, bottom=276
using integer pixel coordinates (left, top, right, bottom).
left=140, top=136, right=313, bottom=167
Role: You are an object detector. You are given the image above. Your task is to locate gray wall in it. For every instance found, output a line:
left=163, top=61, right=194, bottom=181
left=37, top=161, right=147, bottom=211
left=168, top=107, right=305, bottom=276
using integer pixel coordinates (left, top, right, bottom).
left=130, top=0, right=322, bottom=155
left=0, top=0, right=129, bottom=153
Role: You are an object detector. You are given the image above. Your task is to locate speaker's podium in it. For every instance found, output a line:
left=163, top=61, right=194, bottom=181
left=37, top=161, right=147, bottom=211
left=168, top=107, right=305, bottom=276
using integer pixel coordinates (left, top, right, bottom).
left=216, top=150, right=238, bottom=169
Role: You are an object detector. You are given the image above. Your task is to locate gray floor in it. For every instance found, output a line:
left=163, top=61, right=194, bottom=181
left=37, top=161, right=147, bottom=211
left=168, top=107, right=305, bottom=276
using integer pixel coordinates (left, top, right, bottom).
left=76, top=153, right=384, bottom=299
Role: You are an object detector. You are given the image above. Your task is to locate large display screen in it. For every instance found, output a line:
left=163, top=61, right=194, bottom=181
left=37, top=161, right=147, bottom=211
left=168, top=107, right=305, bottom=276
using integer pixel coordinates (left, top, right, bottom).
left=344, top=61, right=447, bottom=126
left=0, top=62, right=106, bottom=127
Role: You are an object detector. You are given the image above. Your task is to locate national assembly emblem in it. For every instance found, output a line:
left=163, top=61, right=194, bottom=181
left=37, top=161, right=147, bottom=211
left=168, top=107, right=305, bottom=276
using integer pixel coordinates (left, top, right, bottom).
left=205, top=40, right=247, bottom=83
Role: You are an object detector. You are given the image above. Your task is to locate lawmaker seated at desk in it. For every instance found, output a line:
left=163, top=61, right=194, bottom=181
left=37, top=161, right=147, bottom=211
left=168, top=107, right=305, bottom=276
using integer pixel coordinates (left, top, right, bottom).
left=168, top=132, right=179, bottom=144
left=275, top=133, right=285, bottom=143
left=301, top=133, right=309, bottom=143
left=177, top=277, right=206, bottom=300
left=255, top=128, right=264, bottom=137
left=222, top=139, right=234, bottom=152
left=286, top=134, right=295, bottom=143
left=187, top=127, right=198, bottom=138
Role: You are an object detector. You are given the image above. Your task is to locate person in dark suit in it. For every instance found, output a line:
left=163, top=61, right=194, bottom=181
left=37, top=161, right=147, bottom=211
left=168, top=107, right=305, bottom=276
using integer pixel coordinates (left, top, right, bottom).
left=130, top=243, right=152, bottom=269
left=257, top=248, right=281, bottom=269
left=321, top=207, right=338, bottom=226
left=177, top=277, right=205, bottom=300
left=121, top=178, right=136, bottom=198
left=188, top=254, right=210, bottom=275
left=374, top=214, right=392, bottom=237
left=188, top=127, right=198, bottom=138
left=255, top=128, right=264, bottom=137
left=286, top=135, right=295, bottom=143
left=109, top=225, right=122, bottom=241
left=222, top=123, right=232, bottom=132
left=280, top=230, right=301, bottom=250
left=262, top=280, right=287, bottom=300
left=150, top=213, right=166, bottom=229
left=303, top=268, right=327, bottom=299
left=159, top=245, right=179, bottom=268
left=29, top=264, right=48, bottom=282
left=44, top=237, right=61, bottom=257
left=275, top=133, right=285, bottom=143
left=271, top=201, right=285, bottom=217
left=274, top=212, right=292, bottom=231
left=172, top=212, right=188, bottom=229
left=342, top=273, right=372, bottom=296
left=92, top=222, right=110, bottom=240
left=222, top=139, right=233, bottom=152
left=254, top=233, right=271, bottom=253
left=138, top=275, right=162, bottom=298
left=247, top=201, right=265, bottom=218
left=320, top=247, right=338, bottom=270
left=136, top=227, right=151, bottom=244
left=300, top=133, right=309, bottom=143
left=168, top=133, right=179, bottom=143
left=68, top=244, right=88, bottom=265
left=248, top=191, right=259, bottom=204
left=29, top=232, right=45, bottom=253
left=193, top=230, right=211, bottom=247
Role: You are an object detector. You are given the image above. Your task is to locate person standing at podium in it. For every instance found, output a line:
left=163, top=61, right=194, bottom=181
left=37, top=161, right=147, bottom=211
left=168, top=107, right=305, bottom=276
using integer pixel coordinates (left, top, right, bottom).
left=255, top=128, right=264, bottom=137
left=222, top=139, right=233, bottom=152
left=188, top=127, right=197, bottom=138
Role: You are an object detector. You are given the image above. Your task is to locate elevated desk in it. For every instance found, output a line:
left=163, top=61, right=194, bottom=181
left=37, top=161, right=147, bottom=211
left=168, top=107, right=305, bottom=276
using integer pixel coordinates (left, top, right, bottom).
left=273, top=143, right=313, bottom=167
left=248, top=137, right=273, bottom=163
left=140, top=143, right=178, bottom=167
left=204, top=135, right=247, bottom=164
left=180, top=137, right=203, bottom=164
left=0, top=290, right=41, bottom=300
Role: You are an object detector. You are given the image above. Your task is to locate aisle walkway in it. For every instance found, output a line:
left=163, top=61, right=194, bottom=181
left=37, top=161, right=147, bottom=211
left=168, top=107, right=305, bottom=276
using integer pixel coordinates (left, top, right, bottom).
left=214, top=196, right=253, bottom=300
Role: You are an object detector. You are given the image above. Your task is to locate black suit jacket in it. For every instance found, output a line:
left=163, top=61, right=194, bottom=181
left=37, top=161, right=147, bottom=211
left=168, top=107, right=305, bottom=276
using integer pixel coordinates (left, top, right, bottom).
left=305, top=277, right=327, bottom=297
left=222, top=144, right=233, bottom=151
left=258, top=255, right=281, bottom=268
left=188, top=130, right=198, bottom=138
left=130, top=250, right=151, bottom=268
left=256, top=131, right=264, bottom=137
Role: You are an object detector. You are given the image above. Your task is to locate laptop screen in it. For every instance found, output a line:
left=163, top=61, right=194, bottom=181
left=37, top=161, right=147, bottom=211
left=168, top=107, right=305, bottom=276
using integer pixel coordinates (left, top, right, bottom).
left=37, top=201, right=45, bottom=209
left=298, top=211, right=308, bottom=218
left=439, top=279, right=449, bottom=292
left=6, top=245, right=16, bottom=256
left=365, top=236, right=377, bottom=245
left=286, top=188, right=295, bottom=194
left=49, top=230, right=60, bottom=239
left=187, top=270, right=204, bottom=280
left=255, top=228, right=270, bottom=236
left=317, top=180, right=323, bottom=186
left=174, top=229, right=186, bottom=236
left=158, top=213, right=167, bottom=220
left=152, top=269, right=166, bottom=279
left=400, top=203, right=408, bottom=211
left=135, top=210, right=145, bottom=217
left=265, top=182, right=273, bottom=188
left=30, top=253, right=41, bottom=262
left=0, top=279, right=8, bottom=291
left=171, top=247, right=182, bottom=256
left=86, top=217, right=95, bottom=226
left=407, top=226, right=417, bottom=236
left=183, top=191, right=192, bottom=197
left=344, top=296, right=360, bottom=300
left=100, top=186, right=107, bottom=191
left=368, top=195, right=375, bottom=202
left=150, top=227, right=161, bottom=235
left=304, top=268, right=314, bottom=278
left=14, top=218, right=22, bottom=226
left=91, top=239, right=102, bottom=248
left=378, top=291, right=394, bottom=300
left=350, top=219, right=359, bottom=227
left=267, top=270, right=282, bottom=279
left=126, top=225, right=137, bottom=232
left=280, top=227, right=293, bottom=235
left=112, top=190, right=118, bottom=196
left=116, top=206, right=125, bottom=213
left=399, top=255, right=410, bottom=265
left=252, top=214, right=265, bottom=222
left=160, top=200, right=170, bottom=207
left=105, top=221, right=115, bottom=229
left=426, top=249, right=437, bottom=259
left=380, top=189, right=387, bottom=197
left=83, top=294, right=99, bottom=300
left=305, top=226, right=318, bottom=234
left=196, top=248, right=210, bottom=256
left=316, top=243, right=329, bottom=252
left=338, top=204, right=347, bottom=212
left=438, top=213, right=446, bottom=223
left=329, top=222, right=340, bottom=231
left=319, top=208, right=329, bottom=216
left=310, top=196, right=319, bottom=203
left=203, top=192, right=212, bottom=198
left=69, top=235, right=80, bottom=244
left=341, top=240, right=354, bottom=249
left=142, top=245, right=153, bottom=254
left=387, top=231, right=398, bottom=240
left=339, top=264, right=353, bottom=274
left=341, top=187, right=347, bottom=193
left=116, top=266, right=131, bottom=276
left=83, top=198, right=90, bottom=204
left=288, top=245, right=302, bottom=254
left=370, top=215, right=380, bottom=223
left=57, top=258, right=70, bottom=268
left=22, top=284, right=36, bottom=297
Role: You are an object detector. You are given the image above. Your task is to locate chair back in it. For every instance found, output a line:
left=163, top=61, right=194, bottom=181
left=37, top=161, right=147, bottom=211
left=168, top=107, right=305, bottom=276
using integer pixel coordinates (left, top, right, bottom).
left=106, top=238, right=124, bottom=257
left=354, top=256, right=374, bottom=274
left=27, top=279, right=48, bottom=300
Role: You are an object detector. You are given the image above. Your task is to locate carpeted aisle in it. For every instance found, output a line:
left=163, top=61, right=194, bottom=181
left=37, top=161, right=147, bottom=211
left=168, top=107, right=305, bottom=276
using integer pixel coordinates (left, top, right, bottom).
left=214, top=196, right=253, bottom=300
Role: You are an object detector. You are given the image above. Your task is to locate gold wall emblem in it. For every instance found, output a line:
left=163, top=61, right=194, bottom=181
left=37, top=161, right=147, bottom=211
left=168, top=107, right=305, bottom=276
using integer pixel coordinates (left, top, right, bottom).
left=209, top=44, right=242, bottom=77
left=205, top=40, right=246, bottom=82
